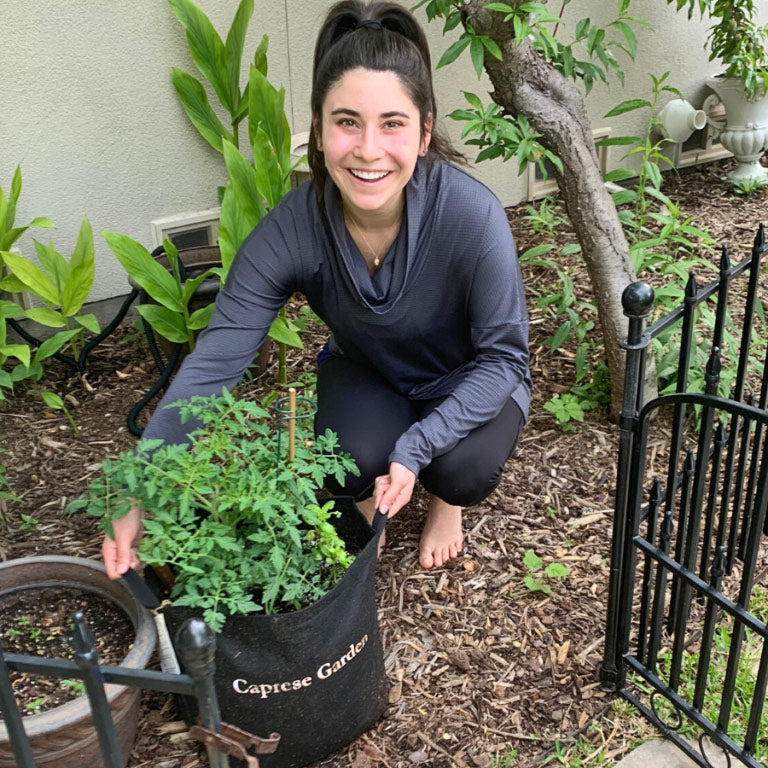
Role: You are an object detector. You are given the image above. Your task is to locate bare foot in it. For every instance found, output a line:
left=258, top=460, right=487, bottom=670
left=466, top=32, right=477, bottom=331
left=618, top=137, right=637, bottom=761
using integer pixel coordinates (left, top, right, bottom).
left=419, top=496, right=463, bottom=569
left=356, top=496, right=386, bottom=556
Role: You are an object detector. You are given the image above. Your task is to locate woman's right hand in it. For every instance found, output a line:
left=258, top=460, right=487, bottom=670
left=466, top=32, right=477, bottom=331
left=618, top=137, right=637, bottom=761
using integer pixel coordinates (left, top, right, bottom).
left=102, top=503, right=144, bottom=580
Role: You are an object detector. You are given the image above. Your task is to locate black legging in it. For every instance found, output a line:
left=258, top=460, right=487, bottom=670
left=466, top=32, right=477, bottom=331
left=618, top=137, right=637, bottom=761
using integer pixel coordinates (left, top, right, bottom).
left=315, top=356, right=525, bottom=507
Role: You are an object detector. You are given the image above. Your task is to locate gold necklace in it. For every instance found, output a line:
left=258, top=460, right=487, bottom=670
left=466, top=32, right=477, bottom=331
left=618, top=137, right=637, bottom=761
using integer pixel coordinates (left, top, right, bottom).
left=344, top=207, right=400, bottom=271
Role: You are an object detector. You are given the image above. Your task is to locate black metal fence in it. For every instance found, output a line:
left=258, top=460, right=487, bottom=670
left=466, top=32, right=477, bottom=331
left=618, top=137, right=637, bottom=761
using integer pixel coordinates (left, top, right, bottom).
left=601, top=225, right=768, bottom=767
left=0, top=612, right=278, bottom=768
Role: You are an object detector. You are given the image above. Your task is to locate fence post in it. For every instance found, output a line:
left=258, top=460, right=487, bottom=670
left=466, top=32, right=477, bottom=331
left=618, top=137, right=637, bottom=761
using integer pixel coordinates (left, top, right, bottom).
left=176, top=618, right=229, bottom=768
left=72, top=611, right=126, bottom=768
left=601, top=281, right=654, bottom=692
left=0, top=641, right=37, bottom=768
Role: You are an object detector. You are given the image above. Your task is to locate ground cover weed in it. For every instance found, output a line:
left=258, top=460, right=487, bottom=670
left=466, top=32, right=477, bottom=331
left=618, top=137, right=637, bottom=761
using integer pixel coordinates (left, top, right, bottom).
left=521, top=549, right=570, bottom=595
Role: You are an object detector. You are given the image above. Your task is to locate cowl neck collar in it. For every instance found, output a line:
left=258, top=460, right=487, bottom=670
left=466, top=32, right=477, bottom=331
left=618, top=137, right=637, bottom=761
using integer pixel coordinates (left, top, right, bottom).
left=323, top=158, right=435, bottom=314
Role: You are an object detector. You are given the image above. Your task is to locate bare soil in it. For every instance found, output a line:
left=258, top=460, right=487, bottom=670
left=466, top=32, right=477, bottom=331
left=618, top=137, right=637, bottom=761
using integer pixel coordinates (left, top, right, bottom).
left=1, top=156, right=767, bottom=767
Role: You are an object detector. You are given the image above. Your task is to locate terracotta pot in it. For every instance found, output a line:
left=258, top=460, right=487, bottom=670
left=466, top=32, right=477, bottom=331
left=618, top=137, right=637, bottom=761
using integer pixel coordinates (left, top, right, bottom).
left=0, top=556, right=157, bottom=768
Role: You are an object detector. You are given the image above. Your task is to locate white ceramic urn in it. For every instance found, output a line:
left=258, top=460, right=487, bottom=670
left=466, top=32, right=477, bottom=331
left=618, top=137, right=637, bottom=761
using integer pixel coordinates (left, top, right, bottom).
left=705, top=74, right=768, bottom=182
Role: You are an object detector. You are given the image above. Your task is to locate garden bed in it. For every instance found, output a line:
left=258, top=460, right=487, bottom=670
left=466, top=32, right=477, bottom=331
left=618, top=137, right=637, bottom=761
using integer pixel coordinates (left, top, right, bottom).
left=1, top=157, right=767, bottom=767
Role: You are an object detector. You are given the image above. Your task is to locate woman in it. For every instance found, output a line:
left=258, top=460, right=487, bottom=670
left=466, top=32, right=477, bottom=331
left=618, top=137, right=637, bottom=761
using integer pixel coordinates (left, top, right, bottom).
left=103, top=0, right=530, bottom=577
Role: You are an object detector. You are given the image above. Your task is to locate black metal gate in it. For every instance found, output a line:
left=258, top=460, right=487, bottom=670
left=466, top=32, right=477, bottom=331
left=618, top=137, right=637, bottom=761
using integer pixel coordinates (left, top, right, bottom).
left=601, top=226, right=768, bottom=768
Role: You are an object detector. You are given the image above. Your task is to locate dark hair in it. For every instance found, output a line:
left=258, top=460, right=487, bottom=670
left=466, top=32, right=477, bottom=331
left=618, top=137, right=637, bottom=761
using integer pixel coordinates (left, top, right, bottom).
left=308, top=0, right=464, bottom=204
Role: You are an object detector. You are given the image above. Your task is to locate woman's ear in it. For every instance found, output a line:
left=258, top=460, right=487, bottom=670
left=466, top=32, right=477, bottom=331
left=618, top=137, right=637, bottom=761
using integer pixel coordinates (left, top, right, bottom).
left=312, top=115, right=323, bottom=152
left=420, top=113, right=433, bottom=156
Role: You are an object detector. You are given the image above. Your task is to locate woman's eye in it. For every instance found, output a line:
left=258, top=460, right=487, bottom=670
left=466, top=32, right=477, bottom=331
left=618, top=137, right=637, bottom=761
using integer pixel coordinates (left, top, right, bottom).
left=337, top=118, right=357, bottom=128
left=384, top=120, right=403, bottom=129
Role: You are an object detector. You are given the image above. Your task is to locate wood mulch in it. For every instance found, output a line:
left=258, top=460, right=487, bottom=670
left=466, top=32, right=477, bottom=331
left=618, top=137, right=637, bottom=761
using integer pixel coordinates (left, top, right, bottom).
left=1, top=156, right=767, bottom=767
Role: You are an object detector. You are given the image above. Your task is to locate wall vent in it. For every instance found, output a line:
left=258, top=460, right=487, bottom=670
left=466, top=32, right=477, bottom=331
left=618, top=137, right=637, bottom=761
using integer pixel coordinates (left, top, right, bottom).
left=675, top=102, right=730, bottom=168
left=151, top=208, right=221, bottom=251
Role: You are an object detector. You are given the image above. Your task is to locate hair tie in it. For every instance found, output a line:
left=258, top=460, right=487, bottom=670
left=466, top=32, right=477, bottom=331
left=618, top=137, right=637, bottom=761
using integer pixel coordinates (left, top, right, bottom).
left=356, top=19, right=382, bottom=30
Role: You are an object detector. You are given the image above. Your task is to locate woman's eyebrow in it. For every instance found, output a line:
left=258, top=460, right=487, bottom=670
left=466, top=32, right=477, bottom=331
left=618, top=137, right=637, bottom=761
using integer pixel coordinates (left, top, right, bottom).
left=330, top=108, right=411, bottom=119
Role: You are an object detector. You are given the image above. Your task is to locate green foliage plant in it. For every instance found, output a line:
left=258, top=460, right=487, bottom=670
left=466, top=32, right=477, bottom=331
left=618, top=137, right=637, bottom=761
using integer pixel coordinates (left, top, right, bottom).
left=0, top=166, right=54, bottom=254
left=41, top=391, right=78, bottom=434
left=168, top=0, right=264, bottom=155
left=667, top=0, right=768, bottom=100
left=521, top=548, right=570, bottom=595
left=150, top=0, right=305, bottom=381
left=0, top=216, right=100, bottom=362
left=732, top=175, right=768, bottom=194
left=103, top=234, right=219, bottom=354
left=416, top=0, right=648, bottom=175
left=70, top=389, right=360, bottom=632
left=0, top=300, right=30, bottom=402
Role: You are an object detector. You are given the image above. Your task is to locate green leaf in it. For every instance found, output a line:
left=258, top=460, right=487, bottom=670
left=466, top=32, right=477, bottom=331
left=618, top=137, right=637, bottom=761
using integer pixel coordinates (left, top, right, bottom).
left=62, top=216, right=95, bottom=315
left=545, top=562, right=570, bottom=578
left=484, top=2, right=514, bottom=11
left=604, top=99, right=652, bottom=118
left=74, top=313, right=100, bottom=334
left=268, top=314, right=303, bottom=348
left=594, top=135, right=641, bottom=147
left=24, top=307, right=67, bottom=328
left=34, top=328, right=80, bottom=362
left=103, top=231, right=184, bottom=312
left=168, top=0, right=233, bottom=112
left=248, top=66, right=291, bottom=181
left=171, top=68, right=233, bottom=153
left=0, top=273, right=27, bottom=293
left=224, top=0, right=254, bottom=112
left=523, top=575, right=551, bottom=594
left=523, top=549, right=543, bottom=571
left=41, top=391, right=64, bottom=409
left=1, top=249, right=60, bottom=305
left=549, top=321, right=570, bottom=351
left=482, top=37, right=503, bottom=61
left=437, top=35, right=471, bottom=69
left=188, top=303, right=215, bottom=330
left=136, top=303, right=189, bottom=343
left=470, top=36, right=485, bottom=79
left=603, top=168, right=635, bottom=183
left=611, top=189, right=637, bottom=206
left=0, top=344, right=30, bottom=367
left=33, top=239, right=69, bottom=295
left=253, top=34, right=269, bottom=77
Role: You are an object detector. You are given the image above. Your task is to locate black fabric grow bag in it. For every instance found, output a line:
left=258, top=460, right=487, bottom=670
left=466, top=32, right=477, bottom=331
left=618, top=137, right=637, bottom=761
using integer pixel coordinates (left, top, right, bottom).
left=161, top=496, right=388, bottom=768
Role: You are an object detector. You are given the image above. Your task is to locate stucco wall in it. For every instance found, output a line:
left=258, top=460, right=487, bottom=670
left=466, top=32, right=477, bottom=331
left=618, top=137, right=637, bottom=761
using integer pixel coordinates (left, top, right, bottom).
left=1, top=1, right=744, bottom=302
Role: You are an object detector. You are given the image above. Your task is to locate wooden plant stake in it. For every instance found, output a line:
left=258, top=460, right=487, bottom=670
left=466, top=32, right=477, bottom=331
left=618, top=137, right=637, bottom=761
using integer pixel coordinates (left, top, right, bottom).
left=288, top=387, right=296, bottom=462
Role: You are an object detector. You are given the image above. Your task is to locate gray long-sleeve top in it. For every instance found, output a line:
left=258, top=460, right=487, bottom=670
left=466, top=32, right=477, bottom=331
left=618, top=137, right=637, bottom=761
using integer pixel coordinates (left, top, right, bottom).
left=142, top=158, right=531, bottom=476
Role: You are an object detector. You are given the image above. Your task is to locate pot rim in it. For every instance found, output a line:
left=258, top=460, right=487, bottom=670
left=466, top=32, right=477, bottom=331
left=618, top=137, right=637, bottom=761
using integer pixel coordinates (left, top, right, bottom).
left=0, top=555, right=156, bottom=738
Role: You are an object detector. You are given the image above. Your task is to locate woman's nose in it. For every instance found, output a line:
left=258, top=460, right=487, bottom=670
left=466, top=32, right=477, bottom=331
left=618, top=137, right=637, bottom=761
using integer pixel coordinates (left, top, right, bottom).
left=354, top=126, right=383, bottom=160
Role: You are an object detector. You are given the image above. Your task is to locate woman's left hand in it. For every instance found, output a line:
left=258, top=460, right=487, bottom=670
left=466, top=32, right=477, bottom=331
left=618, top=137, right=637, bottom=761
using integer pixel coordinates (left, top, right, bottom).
left=374, top=462, right=417, bottom=518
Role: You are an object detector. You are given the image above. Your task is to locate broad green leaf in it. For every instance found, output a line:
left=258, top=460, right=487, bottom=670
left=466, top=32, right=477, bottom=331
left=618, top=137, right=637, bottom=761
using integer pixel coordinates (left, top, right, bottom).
left=0, top=344, right=30, bottom=367
left=603, top=168, right=635, bottom=183
left=611, top=189, right=637, bottom=206
left=521, top=243, right=556, bottom=260
left=253, top=34, right=269, bottom=77
left=28, top=216, right=55, bottom=229
left=0, top=300, right=25, bottom=320
left=137, top=303, right=189, bottom=343
left=62, top=216, right=95, bottom=315
left=35, top=328, right=80, bottom=362
left=41, top=391, right=64, bottom=409
left=188, top=303, right=215, bottom=330
left=604, top=99, right=651, bottom=118
left=168, top=0, right=232, bottom=112
left=268, top=315, right=303, bottom=348
left=33, top=239, right=68, bottom=295
left=24, top=307, right=67, bottom=328
left=181, top=268, right=219, bottom=305
left=74, top=313, right=100, bottom=334
left=1, top=249, right=60, bottom=305
left=0, top=272, right=27, bottom=293
left=251, top=127, right=285, bottom=210
left=549, top=321, right=570, bottom=351
left=437, top=35, right=471, bottom=69
left=595, top=135, right=640, bottom=147
left=248, top=66, right=291, bottom=174
left=224, top=0, right=253, bottom=111
left=545, top=562, right=570, bottom=578
left=103, top=231, right=184, bottom=312
left=171, top=68, right=233, bottom=153
left=523, top=549, right=543, bottom=571
left=484, top=2, right=514, bottom=11
left=470, top=36, right=485, bottom=79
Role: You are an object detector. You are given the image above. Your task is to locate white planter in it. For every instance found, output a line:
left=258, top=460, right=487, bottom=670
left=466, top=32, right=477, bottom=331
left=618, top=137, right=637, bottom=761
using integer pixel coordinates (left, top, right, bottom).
left=705, top=74, right=768, bottom=183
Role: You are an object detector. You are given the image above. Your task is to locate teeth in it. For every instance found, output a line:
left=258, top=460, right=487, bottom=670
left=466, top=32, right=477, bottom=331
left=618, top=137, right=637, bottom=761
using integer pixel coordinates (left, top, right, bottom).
left=350, top=169, right=389, bottom=180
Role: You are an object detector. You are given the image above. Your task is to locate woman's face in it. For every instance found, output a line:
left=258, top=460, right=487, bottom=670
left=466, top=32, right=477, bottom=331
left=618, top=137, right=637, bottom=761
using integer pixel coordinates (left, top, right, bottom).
left=316, top=67, right=431, bottom=221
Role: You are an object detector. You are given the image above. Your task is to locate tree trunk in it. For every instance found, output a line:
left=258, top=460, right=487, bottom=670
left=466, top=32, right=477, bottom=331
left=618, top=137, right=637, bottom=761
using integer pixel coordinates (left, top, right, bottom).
left=464, top=1, right=654, bottom=419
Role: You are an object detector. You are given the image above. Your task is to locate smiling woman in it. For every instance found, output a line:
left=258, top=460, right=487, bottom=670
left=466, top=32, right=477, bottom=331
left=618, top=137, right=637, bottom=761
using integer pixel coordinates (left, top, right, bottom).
left=102, top=0, right=531, bottom=586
